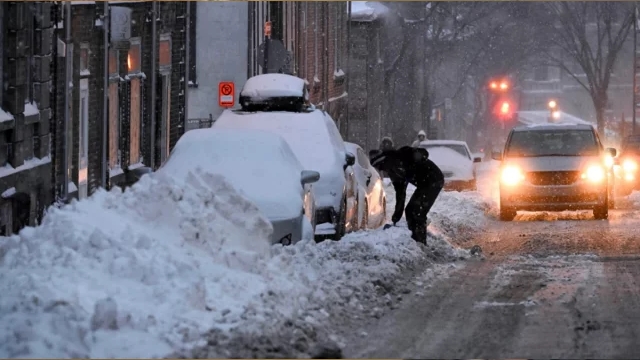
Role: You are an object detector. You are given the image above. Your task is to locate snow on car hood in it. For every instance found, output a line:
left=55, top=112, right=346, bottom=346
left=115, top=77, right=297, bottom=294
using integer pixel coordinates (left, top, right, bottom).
left=158, top=129, right=305, bottom=220
left=214, top=110, right=347, bottom=209
left=428, top=147, right=473, bottom=180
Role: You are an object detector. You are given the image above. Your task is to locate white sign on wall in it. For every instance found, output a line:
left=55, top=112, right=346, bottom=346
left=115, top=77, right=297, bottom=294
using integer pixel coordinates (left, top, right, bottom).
left=110, top=7, right=132, bottom=42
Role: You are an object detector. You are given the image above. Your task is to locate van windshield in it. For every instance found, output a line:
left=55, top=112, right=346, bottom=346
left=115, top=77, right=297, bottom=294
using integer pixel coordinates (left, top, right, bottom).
left=505, top=129, right=599, bottom=157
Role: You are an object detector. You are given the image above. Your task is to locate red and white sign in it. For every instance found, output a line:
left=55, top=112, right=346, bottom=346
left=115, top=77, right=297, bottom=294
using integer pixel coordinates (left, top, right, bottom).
left=218, top=81, right=235, bottom=108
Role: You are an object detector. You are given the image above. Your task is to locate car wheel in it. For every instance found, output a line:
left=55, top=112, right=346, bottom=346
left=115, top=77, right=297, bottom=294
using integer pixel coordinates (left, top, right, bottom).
left=360, top=199, right=369, bottom=230
left=333, top=196, right=348, bottom=241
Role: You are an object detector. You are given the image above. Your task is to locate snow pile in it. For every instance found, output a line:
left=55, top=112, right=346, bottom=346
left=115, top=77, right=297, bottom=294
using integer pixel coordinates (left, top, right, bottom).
left=384, top=181, right=490, bottom=254
left=0, top=169, right=436, bottom=358
left=0, top=170, right=276, bottom=358
left=350, top=1, right=389, bottom=22
left=629, top=191, right=640, bottom=206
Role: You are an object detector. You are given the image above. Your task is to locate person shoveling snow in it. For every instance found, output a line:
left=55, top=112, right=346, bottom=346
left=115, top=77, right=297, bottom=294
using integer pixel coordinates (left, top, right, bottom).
left=370, top=146, right=444, bottom=245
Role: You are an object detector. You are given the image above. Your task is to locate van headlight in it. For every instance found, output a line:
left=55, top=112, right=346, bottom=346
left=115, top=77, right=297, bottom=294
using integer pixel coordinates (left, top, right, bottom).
left=604, top=154, right=614, bottom=168
left=581, top=165, right=605, bottom=183
left=623, top=159, right=638, bottom=173
left=501, top=166, right=525, bottom=186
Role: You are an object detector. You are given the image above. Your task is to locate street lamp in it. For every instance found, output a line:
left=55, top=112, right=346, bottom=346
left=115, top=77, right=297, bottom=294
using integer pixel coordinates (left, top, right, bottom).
left=548, top=99, right=559, bottom=122
left=551, top=110, right=561, bottom=120
left=548, top=100, right=557, bottom=110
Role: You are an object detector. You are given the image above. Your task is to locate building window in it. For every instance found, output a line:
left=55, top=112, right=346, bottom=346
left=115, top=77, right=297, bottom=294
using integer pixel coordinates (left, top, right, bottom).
left=533, top=66, right=549, bottom=81
left=159, top=35, right=172, bottom=164
left=188, top=1, right=197, bottom=86
left=109, top=48, right=118, bottom=77
left=130, top=78, right=141, bottom=165
left=79, top=79, right=89, bottom=199
left=108, top=83, right=120, bottom=170
left=128, top=40, right=141, bottom=74
left=313, top=2, right=318, bottom=79
left=80, top=43, right=90, bottom=76
left=160, top=75, right=171, bottom=163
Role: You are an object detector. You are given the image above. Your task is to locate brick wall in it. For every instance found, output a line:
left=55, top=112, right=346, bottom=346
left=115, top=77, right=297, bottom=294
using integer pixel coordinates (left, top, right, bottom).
left=297, top=2, right=348, bottom=135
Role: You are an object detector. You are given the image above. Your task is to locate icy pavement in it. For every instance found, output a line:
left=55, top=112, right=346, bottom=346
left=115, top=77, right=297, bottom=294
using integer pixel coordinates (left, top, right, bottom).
left=0, top=170, right=486, bottom=358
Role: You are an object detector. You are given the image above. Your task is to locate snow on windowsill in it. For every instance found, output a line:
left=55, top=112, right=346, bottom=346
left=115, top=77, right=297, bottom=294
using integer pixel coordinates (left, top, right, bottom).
left=110, top=166, right=124, bottom=178
left=0, top=107, right=14, bottom=123
left=329, top=91, right=348, bottom=103
left=313, top=75, right=321, bottom=84
left=24, top=102, right=39, bottom=117
left=95, top=19, right=103, bottom=27
left=0, top=156, right=51, bottom=178
left=80, top=69, right=91, bottom=76
left=2, top=187, right=16, bottom=199
left=333, top=69, right=346, bottom=79
left=128, top=162, right=145, bottom=171
left=71, top=1, right=95, bottom=5
left=68, top=181, right=78, bottom=193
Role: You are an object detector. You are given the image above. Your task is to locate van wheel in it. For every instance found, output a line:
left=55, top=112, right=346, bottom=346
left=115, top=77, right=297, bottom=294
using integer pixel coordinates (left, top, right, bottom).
left=594, top=202, right=609, bottom=220
left=499, top=206, right=516, bottom=221
left=333, top=196, right=347, bottom=240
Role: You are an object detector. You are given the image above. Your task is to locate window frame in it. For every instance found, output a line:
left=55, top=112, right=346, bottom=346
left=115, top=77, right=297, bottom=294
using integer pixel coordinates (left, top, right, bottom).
left=129, top=77, right=142, bottom=165
left=188, top=1, right=197, bottom=87
left=78, top=79, right=89, bottom=199
left=127, top=37, right=142, bottom=75
left=79, top=42, right=90, bottom=76
left=159, top=34, right=172, bottom=165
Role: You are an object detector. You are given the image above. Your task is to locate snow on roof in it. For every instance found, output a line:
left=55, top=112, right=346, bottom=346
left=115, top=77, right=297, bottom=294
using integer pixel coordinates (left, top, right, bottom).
left=420, top=139, right=469, bottom=146
left=517, top=111, right=593, bottom=127
left=159, top=128, right=305, bottom=219
left=240, top=74, right=305, bottom=99
left=350, top=1, right=389, bottom=22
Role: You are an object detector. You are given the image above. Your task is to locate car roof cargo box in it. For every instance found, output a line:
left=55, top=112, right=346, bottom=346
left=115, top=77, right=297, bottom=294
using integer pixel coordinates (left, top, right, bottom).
left=239, top=74, right=310, bottom=113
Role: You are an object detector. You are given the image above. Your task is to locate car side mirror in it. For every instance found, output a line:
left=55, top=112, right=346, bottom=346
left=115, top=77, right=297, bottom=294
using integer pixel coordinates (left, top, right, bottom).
left=345, top=152, right=356, bottom=167
left=473, top=156, right=482, bottom=163
left=301, top=170, right=320, bottom=186
left=491, top=151, right=503, bottom=161
left=605, top=147, right=617, bottom=157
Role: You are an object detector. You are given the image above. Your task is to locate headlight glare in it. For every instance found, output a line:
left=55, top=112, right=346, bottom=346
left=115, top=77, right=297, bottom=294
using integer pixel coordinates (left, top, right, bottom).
left=623, top=159, right=638, bottom=173
left=501, top=166, right=525, bottom=186
left=604, top=155, right=614, bottom=168
left=581, top=165, right=605, bottom=183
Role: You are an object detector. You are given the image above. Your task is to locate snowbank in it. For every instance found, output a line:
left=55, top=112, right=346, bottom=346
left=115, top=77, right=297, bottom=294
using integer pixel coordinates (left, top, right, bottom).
left=0, top=170, right=276, bottom=358
left=1, top=169, right=451, bottom=358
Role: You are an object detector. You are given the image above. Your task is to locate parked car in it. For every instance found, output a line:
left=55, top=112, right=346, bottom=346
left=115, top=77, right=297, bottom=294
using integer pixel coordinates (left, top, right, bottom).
left=492, top=123, right=616, bottom=221
left=157, top=128, right=320, bottom=245
left=613, top=135, right=640, bottom=196
left=418, top=140, right=481, bottom=191
left=213, top=73, right=358, bottom=241
left=345, top=142, right=387, bottom=230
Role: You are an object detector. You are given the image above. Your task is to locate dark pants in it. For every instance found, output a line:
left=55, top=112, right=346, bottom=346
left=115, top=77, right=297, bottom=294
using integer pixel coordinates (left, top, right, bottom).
left=405, top=181, right=444, bottom=244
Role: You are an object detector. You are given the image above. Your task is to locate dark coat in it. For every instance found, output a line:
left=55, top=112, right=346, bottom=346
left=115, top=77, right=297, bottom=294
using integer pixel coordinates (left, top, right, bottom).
left=370, top=146, right=444, bottom=223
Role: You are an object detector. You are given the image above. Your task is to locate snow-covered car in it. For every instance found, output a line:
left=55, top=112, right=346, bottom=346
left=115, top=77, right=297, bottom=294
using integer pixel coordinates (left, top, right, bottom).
left=157, top=128, right=320, bottom=245
left=345, top=142, right=387, bottom=230
left=213, top=73, right=358, bottom=241
left=419, top=140, right=482, bottom=191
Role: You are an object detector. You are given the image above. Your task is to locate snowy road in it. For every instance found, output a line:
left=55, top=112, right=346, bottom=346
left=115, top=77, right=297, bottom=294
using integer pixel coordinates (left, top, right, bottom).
left=345, top=162, right=640, bottom=358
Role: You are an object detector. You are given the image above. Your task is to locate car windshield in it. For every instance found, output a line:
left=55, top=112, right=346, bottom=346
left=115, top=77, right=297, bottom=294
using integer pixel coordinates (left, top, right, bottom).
left=505, top=129, right=599, bottom=157
left=422, top=144, right=470, bottom=159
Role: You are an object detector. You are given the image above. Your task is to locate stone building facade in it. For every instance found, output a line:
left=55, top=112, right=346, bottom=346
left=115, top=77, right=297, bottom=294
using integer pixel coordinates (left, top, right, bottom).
left=0, top=2, right=54, bottom=235
left=0, top=1, right=189, bottom=236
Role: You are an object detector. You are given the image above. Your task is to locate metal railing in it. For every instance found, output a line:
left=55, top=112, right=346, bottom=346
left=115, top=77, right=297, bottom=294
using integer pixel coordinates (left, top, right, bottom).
left=185, top=115, right=214, bottom=132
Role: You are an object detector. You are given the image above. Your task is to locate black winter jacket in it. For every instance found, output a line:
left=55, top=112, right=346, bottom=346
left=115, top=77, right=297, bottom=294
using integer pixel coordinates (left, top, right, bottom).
left=370, top=146, right=444, bottom=222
